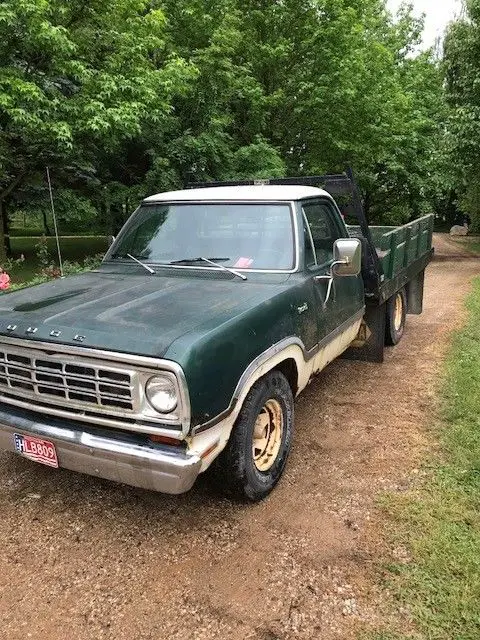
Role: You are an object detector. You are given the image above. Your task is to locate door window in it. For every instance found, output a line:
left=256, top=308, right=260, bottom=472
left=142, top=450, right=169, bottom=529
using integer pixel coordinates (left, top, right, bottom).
left=302, top=201, right=342, bottom=268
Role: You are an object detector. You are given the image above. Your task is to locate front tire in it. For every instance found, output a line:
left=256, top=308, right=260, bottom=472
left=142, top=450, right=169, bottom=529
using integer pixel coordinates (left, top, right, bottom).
left=385, top=288, right=407, bottom=345
left=214, top=370, right=294, bottom=502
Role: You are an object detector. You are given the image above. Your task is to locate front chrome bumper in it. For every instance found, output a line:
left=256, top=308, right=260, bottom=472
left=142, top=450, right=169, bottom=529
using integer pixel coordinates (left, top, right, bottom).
left=0, top=407, right=202, bottom=494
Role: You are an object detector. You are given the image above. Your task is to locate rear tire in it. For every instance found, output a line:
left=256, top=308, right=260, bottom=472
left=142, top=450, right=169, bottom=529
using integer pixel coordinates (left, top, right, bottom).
left=385, top=288, right=407, bottom=345
left=214, top=370, right=294, bottom=502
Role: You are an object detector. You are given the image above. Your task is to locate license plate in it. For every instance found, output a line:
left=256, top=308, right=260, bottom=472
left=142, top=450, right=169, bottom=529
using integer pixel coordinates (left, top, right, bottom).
left=14, top=433, right=59, bottom=468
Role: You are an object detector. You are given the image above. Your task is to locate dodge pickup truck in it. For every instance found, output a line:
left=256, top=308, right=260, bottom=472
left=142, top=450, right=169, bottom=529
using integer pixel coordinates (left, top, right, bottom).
left=0, top=172, right=433, bottom=501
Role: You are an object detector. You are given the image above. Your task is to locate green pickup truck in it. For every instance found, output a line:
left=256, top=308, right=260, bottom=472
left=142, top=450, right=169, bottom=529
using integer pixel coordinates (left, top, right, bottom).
left=0, top=173, right=433, bottom=501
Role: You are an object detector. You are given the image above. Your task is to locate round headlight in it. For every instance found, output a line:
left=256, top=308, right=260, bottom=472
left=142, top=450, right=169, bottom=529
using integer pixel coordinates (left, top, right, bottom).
left=145, top=375, right=178, bottom=413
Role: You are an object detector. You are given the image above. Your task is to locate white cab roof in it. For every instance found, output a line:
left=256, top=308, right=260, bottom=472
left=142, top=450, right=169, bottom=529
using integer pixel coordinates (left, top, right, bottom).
left=143, top=185, right=330, bottom=203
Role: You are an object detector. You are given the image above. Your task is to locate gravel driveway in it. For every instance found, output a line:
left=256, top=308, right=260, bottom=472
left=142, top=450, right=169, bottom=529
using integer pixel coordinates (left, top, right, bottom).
left=0, top=234, right=477, bottom=640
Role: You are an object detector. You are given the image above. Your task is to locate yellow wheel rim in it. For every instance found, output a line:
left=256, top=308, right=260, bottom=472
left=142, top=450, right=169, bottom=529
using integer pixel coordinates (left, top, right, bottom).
left=393, top=292, right=404, bottom=332
left=252, top=399, right=283, bottom=472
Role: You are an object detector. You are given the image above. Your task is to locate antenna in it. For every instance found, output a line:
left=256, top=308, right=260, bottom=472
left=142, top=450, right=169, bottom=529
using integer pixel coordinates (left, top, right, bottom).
left=46, top=167, right=64, bottom=278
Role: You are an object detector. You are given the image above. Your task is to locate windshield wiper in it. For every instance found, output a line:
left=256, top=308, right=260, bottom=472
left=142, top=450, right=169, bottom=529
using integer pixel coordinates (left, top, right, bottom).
left=169, top=257, right=247, bottom=281
left=112, top=253, right=155, bottom=274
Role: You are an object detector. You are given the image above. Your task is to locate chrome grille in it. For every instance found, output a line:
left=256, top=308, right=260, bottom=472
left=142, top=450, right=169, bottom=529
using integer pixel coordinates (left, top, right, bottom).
left=0, top=348, right=134, bottom=411
left=0, top=338, right=187, bottom=438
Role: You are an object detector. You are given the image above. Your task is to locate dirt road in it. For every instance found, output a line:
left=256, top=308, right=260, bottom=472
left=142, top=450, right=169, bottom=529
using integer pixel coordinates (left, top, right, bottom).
left=0, top=235, right=478, bottom=640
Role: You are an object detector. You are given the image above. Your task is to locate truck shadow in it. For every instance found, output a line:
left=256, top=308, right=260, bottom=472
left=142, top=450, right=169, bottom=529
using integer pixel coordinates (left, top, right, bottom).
left=0, top=448, right=254, bottom=535
left=0, top=358, right=358, bottom=541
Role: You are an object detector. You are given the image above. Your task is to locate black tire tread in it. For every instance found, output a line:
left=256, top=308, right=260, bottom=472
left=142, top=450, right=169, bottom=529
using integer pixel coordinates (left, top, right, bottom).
left=213, top=370, right=294, bottom=502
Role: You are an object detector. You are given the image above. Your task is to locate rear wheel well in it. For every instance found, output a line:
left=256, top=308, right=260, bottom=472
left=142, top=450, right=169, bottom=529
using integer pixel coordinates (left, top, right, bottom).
left=274, top=358, right=299, bottom=396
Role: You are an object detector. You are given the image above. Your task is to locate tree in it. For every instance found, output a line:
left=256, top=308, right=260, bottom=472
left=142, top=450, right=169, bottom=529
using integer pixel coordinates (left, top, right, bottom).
left=444, top=0, right=480, bottom=230
left=0, top=0, right=195, bottom=260
left=1, top=0, right=447, bottom=246
left=231, top=0, right=444, bottom=222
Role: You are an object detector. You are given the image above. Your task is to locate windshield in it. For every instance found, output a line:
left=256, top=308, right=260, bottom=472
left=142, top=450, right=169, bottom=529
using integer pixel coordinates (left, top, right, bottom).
left=108, top=203, right=295, bottom=271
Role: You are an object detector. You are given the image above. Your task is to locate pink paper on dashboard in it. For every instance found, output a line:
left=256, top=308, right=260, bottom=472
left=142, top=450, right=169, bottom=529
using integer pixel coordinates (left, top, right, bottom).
left=234, top=257, right=253, bottom=268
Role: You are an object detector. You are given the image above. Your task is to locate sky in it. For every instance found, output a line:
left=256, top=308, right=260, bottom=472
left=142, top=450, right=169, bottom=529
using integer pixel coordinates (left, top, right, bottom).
left=387, top=0, right=463, bottom=48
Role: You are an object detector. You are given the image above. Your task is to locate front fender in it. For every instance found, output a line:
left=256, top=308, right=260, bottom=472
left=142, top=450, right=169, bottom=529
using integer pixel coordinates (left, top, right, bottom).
left=167, top=292, right=305, bottom=426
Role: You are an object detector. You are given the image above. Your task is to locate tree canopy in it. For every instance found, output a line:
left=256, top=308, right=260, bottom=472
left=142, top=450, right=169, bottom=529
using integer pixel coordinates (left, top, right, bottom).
left=444, top=0, right=480, bottom=230
left=0, top=0, right=467, bottom=260
left=0, top=0, right=194, bottom=257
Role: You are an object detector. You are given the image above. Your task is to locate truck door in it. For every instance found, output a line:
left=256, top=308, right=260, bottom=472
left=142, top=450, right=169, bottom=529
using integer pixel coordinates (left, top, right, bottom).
left=302, top=199, right=364, bottom=337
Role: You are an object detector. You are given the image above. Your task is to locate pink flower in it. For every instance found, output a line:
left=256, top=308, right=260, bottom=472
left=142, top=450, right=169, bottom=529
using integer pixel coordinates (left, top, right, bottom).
left=0, top=272, right=10, bottom=290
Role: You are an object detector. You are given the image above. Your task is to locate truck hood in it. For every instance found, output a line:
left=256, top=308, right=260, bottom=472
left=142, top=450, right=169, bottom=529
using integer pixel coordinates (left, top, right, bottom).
left=0, top=268, right=292, bottom=358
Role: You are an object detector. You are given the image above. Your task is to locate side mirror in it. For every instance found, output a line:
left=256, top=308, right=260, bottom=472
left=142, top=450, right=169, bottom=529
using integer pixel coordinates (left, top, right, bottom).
left=332, top=238, right=362, bottom=276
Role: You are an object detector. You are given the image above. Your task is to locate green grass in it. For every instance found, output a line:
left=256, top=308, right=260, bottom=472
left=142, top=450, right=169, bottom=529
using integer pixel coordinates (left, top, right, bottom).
left=7, top=235, right=107, bottom=283
left=448, top=237, right=480, bottom=255
left=8, top=227, right=44, bottom=237
left=463, top=241, right=480, bottom=254
left=8, top=225, right=106, bottom=238
left=372, top=279, right=480, bottom=639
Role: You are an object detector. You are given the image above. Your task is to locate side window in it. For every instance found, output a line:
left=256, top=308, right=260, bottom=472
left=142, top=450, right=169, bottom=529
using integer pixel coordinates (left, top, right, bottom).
left=302, top=201, right=342, bottom=268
